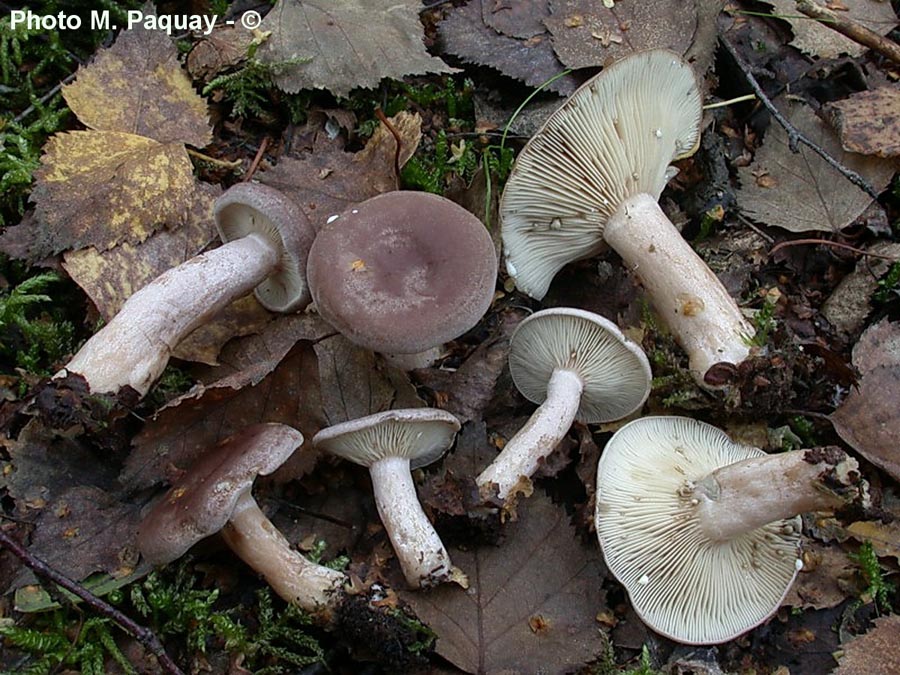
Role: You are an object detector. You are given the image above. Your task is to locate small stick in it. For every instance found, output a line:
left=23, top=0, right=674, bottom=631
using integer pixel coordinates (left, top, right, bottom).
left=12, top=72, right=77, bottom=125
left=720, top=37, right=879, bottom=199
left=374, top=108, right=402, bottom=180
left=795, top=0, right=900, bottom=65
left=243, top=137, right=270, bottom=182
left=187, top=148, right=241, bottom=170
left=769, top=237, right=900, bottom=260
left=0, top=528, right=184, bottom=675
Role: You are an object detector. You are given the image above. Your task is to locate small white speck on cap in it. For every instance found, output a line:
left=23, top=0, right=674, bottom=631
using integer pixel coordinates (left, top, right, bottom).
left=637, top=574, right=650, bottom=585
left=795, top=558, right=804, bottom=571
left=506, top=260, right=518, bottom=277
left=326, top=214, right=340, bottom=224
left=655, top=129, right=663, bottom=138
left=352, top=209, right=359, bottom=214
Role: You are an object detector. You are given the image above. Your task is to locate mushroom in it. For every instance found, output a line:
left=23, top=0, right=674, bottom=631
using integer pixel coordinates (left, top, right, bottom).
left=60, top=183, right=315, bottom=395
left=138, top=423, right=347, bottom=613
left=500, top=49, right=755, bottom=386
left=476, top=308, right=651, bottom=503
left=313, top=408, right=465, bottom=589
left=595, top=416, right=865, bottom=644
left=306, top=191, right=497, bottom=369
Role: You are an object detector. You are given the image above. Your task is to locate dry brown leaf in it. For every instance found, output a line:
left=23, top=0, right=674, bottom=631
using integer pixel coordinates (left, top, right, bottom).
left=766, top=0, right=897, bottom=59
left=259, top=111, right=421, bottom=231
left=438, top=0, right=580, bottom=96
left=845, top=520, right=900, bottom=562
left=544, top=0, right=697, bottom=69
left=9, top=486, right=146, bottom=593
left=402, top=492, right=607, bottom=674
left=187, top=24, right=256, bottom=81
left=829, top=87, right=900, bottom=158
left=258, top=0, right=456, bottom=97
left=736, top=101, right=895, bottom=233
left=482, top=0, right=551, bottom=39
left=831, top=320, right=900, bottom=482
left=784, top=540, right=855, bottom=610
left=833, top=615, right=900, bottom=675
left=313, top=334, right=424, bottom=426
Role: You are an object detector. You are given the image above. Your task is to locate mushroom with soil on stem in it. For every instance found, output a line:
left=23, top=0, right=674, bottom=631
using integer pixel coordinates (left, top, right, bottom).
left=313, top=408, right=466, bottom=589
left=500, top=49, right=755, bottom=387
left=595, top=416, right=866, bottom=644
left=137, top=423, right=347, bottom=614
left=476, top=307, right=651, bottom=504
left=60, top=183, right=315, bottom=396
left=306, top=191, right=498, bottom=369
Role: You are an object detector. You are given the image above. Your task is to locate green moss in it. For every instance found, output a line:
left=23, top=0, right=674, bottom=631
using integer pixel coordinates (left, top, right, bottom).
left=851, top=541, right=895, bottom=613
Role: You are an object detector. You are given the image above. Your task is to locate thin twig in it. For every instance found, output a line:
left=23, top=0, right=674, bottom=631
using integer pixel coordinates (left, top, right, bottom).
left=243, top=137, right=270, bottom=182
left=0, top=528, right=184, bottom=675
left=769, top=238, right=900, bottom=260
left=795, top=0, right=900, bottom=65
left=186, top=148, right=242, bottom=170
left=374, top=108, right=402, bottom=180
left=720, top=37, right=879, bottom=199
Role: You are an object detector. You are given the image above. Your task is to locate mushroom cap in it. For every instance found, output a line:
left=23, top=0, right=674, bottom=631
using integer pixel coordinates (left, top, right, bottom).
left=214, top=183, right=316, bottom=313
left=306, top=191, right=498, bottom=354
left=500, top=49, right=702, bottom=299
left=595, top=416, right=802, bottom=645
left=137, top=423, right=304, bottom=565
left=313, top=408, right=460, bottom=470
left=509, top=308, right=651, bottom=423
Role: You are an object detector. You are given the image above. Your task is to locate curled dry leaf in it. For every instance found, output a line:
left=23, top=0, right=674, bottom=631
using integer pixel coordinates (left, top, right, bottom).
left=831, top=319, right=900, bottom=482
left=401, top=492, right=607, bottom=674
left=828, top=86, right=900, bottom=158
left=260, top=111, right=422, bottom=232
left=765, top=0, right=898, bottom=60
left=736, top=101, right=894, bottom=233
left=543, top=0, right=697, bottom=70
left=482, top=0, right=550, bottom=39
left=784, top=540, right=855, bottom=611
left=258, top=0, right=456, bottom=97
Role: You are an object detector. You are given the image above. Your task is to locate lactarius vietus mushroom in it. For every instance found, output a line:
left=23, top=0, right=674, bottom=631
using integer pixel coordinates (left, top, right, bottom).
left=500, top=49, right=754, bottom=386
left=306, top=191, right=497, bottom=369
left=313, top=408, right=466, bottom=589
left=60, top=183, right=315, bottom=395
left=595, top=416, right=865, bottom=644
left=476, top=308, right=651, bottom=503
left=138, top=424, right=347, bottom=613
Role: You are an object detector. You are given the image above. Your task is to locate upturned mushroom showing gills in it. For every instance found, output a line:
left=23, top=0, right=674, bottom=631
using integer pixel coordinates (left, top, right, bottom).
left=500, top=49, right=755, bottom=386
left=476, top=308, right=651, bottom=503
left=313, top=408, right=465, bottom=589
left=138, top=424, right=347, bottom=613
left=60, top=183, right=315, bottom=396
left=306, top=191, right=497, bottom=369
left=595, top=416, right=865, bottom=644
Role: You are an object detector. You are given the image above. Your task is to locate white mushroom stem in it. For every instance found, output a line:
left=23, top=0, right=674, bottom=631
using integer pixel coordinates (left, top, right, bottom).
left=380, top=346, right=442, bottom=370
left=476, top=368, right=583, bottom=501
left=369, top=455, right=453, bottom=588
left=603, top=193, right=754, bottom=386
left=691, top=448, right=861, bottom=542
left=221, top=492, right=346, bottom=612
left=61, top=233, right=278, bottom=396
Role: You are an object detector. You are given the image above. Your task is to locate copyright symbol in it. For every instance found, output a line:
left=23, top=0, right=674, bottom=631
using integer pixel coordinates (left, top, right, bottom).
left=241, top=10, right=262, bottom=30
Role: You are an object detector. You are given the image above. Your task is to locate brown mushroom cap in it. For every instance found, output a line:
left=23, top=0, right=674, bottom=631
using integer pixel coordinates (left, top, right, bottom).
left=137, top=423, right=303, bottom=565
left=214, top=183, right=316, bottom=313
left=306, top=191, right=498, bottom=354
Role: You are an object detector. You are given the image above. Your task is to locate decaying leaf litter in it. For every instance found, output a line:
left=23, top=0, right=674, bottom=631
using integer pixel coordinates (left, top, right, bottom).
left=1, top=0, right=900, bottom=673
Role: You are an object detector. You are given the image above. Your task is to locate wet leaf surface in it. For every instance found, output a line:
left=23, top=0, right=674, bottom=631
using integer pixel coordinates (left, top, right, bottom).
left=402, top=492, right=607, bottom=674
left=258, top=0, right=456, bottom=97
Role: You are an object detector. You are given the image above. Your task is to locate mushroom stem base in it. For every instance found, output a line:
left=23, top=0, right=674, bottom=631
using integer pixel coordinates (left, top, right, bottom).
left=369, top=455, right=454, bottom=588
left=61, top=233, right=279, bottom=396
left=222, top=493, right=346, bottom=612
left=604, top=193, right=753, bottom=387
left=380, top=346, right=442, bottom=370
left=693, top=447, right=862, bottom=541
left=476, top=368, right=583, bottom=501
